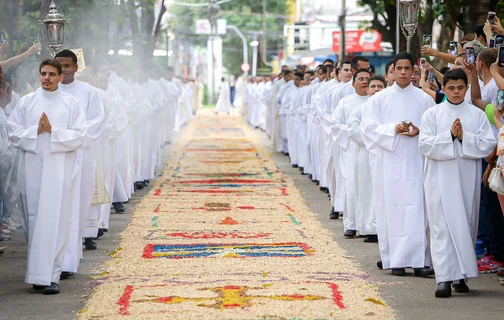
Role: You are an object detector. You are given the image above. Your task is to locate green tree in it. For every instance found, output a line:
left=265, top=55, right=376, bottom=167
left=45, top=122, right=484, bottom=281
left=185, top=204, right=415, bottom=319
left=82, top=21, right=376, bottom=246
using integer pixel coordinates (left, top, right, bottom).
left=168, top=0, right=288, bottom=76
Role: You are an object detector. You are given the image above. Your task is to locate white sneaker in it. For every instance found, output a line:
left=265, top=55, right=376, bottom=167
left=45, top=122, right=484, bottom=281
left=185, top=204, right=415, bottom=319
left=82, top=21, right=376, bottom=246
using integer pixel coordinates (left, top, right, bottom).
left=1, top=229, right=11, bottom=235
left=0, top=233, right=10, bottom=241
left=5, top=217, right=22, bottom=229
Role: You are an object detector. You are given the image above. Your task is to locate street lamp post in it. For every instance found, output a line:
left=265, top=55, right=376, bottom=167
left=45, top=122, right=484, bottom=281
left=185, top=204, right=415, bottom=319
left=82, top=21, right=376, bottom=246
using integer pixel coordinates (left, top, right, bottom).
left=250, top=37, right=259, bottom=77
left=227, top=25, right=249, bottom=77
left=399, top=0, right=419, bottom=53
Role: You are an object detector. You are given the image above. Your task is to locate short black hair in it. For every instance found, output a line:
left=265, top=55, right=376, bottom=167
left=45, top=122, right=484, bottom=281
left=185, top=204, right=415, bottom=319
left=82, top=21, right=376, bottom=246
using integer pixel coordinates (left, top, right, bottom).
left=39, top=59, right=63, bottom=75
left=351, top=56, right=370, bottom=70
left=369, top=75, right=387, bottom=87
left=55, top=49, right=78, bottom=65
left=440, top=67, right=450, bottom=75
left=319, top=65, right=328, bottom=74
left=385, top=59, right=394, bottom=73
left=443, top=68, right=468, bottom=87
left=393, top=52, right=415, bottom=68
left=283, top=70, right=293, bottom=76
left=323, top=58, right=335, bottom=66
left=305, top=70, right=314, bottom=76
left=352, top=68, right=371, bottom=83
left=294, top=72, right=304, bottom=79
left=474, top=24, right=487, bottom=43
left=340, top=60, right=352, bottom=70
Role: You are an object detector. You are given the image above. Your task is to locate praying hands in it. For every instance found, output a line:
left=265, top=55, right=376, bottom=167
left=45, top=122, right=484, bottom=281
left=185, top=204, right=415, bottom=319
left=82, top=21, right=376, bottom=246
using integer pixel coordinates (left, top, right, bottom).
left=451, top=118, right=463, bottom=140
left=37, top=112, right=52, bottom=135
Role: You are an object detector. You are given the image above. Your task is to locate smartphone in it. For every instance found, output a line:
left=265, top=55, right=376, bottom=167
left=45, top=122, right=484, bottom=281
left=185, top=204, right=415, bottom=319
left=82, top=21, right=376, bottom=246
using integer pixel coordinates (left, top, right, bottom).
left=33, top=37, right=40, bottom=45
left=496, top=35, right=504, bottom=48
left=429, top=71, right=435, bottom=83
left=449, top=41, right=458, bottom=54
left=0, top=31, right=5, bottom=45
left=423, top=34, right=432, bottom=47
left=466, top=46, right=475, bottom=64
left=499, top=46, right=504, bottom=67
left=489, top=11, right=497, bottom=25
left=490, top=38, right=496, bottom=48
left=420, top=57, right=426, bottom=69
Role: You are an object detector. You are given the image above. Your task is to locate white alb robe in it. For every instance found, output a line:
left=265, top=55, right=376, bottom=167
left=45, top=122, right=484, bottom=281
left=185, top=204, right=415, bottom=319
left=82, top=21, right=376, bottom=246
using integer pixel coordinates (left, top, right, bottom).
left=330, top=93, right=369, bottom=231
left=419, top=100, right=496, bottom=283
left=363, top=83, right=434, bottom=269
left=59, top=80, right=105, bottom=272
left=8, top=89, right=86, bottom=285
left=216, top=81, right=232, bottom=114
left=348, top=103, right=376, bottom=235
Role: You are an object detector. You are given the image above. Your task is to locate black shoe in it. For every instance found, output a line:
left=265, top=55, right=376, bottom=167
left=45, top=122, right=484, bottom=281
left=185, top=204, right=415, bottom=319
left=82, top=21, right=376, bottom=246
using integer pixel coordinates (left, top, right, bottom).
left=95, top=228, right=105, bottom=239
left=391, top=268, right=407, bottom=276
left=84, top=238, right=97, bottom=250
left=377, top=260, right=383, bottom=270
left=364, top=235, right=378, bottom=243
left=113, top=202, right=125, bottom=213
left=143, top=181, right=148, bottom=187
left=144, top=180, right=150, bottom=184
left=299, top=167, right=304, bottom=172
left=320, top=187, right=328, bottom=192
left=33, top=284, right=46, bottom=290
left=414, top=267, right=435, bottom=278
left=60, top=272, right=74, bottom=280
left=315, top=181, right=320, bottom=185
left=452, top=279, right=469, bottom=293
left=103, top=228, right=108, bottom=232
left=329, top=208, right=340, bottom=219
left=307, top=174, right=312, bottom=179
left=43, top=282, right=60, bottom=295
left=435, top=282, right=452, bottom=298
left=135, top=181, right=144, bottom=190
left=292, top=164, right=298, bottom=168
left=344, top=230, right=356, bottom=238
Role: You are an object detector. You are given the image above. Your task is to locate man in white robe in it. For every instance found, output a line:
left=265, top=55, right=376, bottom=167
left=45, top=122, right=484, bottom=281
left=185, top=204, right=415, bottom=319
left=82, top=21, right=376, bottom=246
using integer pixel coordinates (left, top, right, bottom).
left=362, top=52, right=435, bottom=277
left=270, top=73, right=286, bottom=144
left=274, top=71, right=293, bottom=151
left=330, top=68, right=371, bottom=236
left=8, top=59, right=86, bottom=294
left=55, top=51, right=105, bottom=276
left=216, top=77, right=231, bottom=114
left=347, top=76, right=386, bottom=243
left=419, top=69, right=496, bottom=297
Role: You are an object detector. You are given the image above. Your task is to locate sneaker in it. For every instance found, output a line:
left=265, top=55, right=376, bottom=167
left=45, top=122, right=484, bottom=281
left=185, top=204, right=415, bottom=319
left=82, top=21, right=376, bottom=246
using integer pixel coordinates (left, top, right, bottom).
left=497, top=270, right=504, bottom=286
left=478, top=254, right=504, bottom=273
left=0, top=234, right=11, bottom=241
left=1, top=228, right=11, bottom=235
left=0, top=223, right=12, bottom=231
left=5, top=217, right=22, bottom=229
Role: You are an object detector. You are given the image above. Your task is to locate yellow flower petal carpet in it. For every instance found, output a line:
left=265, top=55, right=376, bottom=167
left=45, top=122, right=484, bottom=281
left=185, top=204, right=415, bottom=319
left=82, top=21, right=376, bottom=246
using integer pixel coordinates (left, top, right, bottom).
left=79, top=112, right=395, bottom=319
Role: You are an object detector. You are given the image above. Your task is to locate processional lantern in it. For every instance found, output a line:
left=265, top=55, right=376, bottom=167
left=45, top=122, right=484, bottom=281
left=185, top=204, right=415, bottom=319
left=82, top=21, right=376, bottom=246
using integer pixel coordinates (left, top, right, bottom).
left=40, top=1, right=71, bottom=56
left=399, top=0, right=420, bottom=53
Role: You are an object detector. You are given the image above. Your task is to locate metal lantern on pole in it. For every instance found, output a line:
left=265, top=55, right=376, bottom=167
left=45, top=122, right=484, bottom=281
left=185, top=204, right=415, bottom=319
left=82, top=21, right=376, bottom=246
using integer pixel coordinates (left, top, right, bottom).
left=40, top=1, right=70, bottom=56
left=399, top=0, right=419, bottom=53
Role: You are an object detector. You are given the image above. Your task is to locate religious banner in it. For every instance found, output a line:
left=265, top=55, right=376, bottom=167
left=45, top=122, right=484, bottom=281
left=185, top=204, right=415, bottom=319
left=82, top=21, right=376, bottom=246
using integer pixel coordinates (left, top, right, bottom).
left=332, top=30, right=382, bottom=53
left=70, top=48, right=86, bottom=71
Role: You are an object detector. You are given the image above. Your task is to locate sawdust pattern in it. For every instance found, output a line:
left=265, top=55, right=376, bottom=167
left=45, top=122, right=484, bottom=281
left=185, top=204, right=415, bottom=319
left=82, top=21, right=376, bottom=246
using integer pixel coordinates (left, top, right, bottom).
left=79, top=113, right=395, bottom=319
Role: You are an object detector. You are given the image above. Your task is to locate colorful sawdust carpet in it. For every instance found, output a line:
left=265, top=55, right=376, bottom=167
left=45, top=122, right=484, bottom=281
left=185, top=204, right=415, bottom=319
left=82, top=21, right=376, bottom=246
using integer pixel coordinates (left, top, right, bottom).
left=79, top=112, right=395, bottom=319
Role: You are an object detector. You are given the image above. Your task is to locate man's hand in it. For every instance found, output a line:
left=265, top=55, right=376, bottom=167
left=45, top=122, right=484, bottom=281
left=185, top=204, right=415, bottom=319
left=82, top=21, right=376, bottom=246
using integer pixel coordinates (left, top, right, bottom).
left=27, top=43, right=42, bottom=55
left=401, top=123, right=420, bottom=137
left=40, top=112, right=52, bottom=133
left=0, top=40, right=9, bottom=60
left=16, top=42, right=29, bottom=55
left=395, top=123, right=409, bottom=134
left=462, top=61, right=477, bottom=77
left=492, top=16, right=504, bottom=35
left=484, top=20, right=494, bottom=42
left=421, top=45, right=437, bottom=57
left=37, top=116, right=44, bottom=135
left=451, top=118, right=463, bottom=140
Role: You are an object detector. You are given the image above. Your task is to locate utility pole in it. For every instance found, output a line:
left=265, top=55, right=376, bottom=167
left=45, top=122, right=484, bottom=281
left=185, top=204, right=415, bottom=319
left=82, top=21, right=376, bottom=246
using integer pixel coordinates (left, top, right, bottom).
left=208, top=0, right=216, bottom=103
left=339, top=0, right=346, bottom=62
